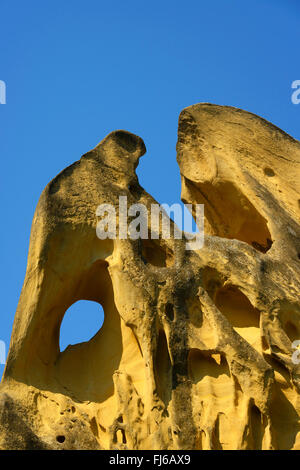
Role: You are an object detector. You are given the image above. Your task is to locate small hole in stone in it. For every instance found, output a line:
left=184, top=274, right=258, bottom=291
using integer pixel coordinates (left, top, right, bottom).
left=251, top=238, right=273, bottom=254
left=56, top=435, right=65, bottom=443
left=89, top=417, right=99, bottom=438
left=165, top=303, right=174, bottom=321
left=141, top=239, right=172, bottom=267
left=264, top=167, right=275, bottom=177
left=261, top=335, right=269, bottom=351
left=284, top=321, right=299, bottom=343
left=71, top=406, right=76, bottom=413
left=116, top=429, right=127, bottom=444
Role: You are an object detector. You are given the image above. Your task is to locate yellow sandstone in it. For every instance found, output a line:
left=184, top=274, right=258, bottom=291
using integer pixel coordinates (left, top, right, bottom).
left=0, top=104, right=299, bottom=450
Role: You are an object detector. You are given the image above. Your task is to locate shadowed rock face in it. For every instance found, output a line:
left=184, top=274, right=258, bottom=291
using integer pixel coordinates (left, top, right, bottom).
left=1, top=105, right=300, bottom=450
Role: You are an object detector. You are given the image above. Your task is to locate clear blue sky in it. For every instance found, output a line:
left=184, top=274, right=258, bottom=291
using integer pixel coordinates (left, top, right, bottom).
left=0, top=0, right=299, bottom=377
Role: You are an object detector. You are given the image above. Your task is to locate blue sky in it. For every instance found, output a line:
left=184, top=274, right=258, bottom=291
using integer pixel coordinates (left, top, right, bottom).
left=0, top=0, right=299, bottom=377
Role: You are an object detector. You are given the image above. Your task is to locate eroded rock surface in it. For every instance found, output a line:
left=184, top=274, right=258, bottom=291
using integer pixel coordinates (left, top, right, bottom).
left=1, top=104, right=300, bottom=450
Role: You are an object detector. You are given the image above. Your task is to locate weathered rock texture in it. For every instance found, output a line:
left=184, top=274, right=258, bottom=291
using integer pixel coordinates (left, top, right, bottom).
left=1, top=103, right=300, bottom=450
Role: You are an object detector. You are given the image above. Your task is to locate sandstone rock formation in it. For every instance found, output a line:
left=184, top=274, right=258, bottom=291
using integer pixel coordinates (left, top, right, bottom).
left=0, top=103, right=300, bottom=450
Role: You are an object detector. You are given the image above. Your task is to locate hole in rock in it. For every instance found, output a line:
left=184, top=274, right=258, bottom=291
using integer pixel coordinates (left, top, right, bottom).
left=249, top=404, right=263, bottom=450
left=275, top=305, right=300, bottom=345
left=56, top=435, right=65, bottom=443
left=53, top=261, right=128, bottom=405
left=263, top=167, right=275, bottom=177
left=165, top=303, right=174, bottom=321
left=154, top=329, right=172, bottom=406
left=284, top=321, right=299, bottom=343
left=188, top=349, right=230, bottom=383
left=183, top=178, right=273, bottom=253
left=202, top=267, right=224, bottom=301
left=59, top=300, right=104, bottom=352
left=141, top=239, right=173, bottom=267
left=215, top=286, right=261, bottom=352
left=90, top=417, right=99, bottom=438
left=116, top=429, right=127, bottom=444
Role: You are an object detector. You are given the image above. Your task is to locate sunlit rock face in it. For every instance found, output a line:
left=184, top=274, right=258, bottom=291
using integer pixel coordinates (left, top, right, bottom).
left=1, top=104, right=300, bottom=450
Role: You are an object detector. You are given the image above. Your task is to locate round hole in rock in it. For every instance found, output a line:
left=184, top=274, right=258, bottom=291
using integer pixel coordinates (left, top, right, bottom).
left=263, top=167, right=275, bottom=177
left=56, top=435, right=65, bottom=443
left=59, top=300, right=104, bottom=352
